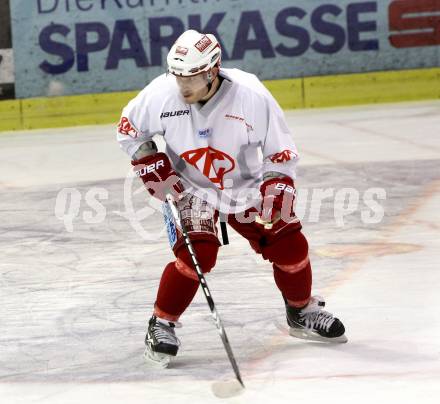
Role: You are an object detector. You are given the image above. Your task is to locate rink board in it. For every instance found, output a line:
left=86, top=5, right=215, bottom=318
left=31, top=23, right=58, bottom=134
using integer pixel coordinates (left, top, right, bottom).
left=0, top=67, right=439, bottom=132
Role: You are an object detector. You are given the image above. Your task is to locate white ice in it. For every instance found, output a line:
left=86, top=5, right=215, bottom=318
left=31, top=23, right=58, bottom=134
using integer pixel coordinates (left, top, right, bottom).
left=0, top=100, right=439, bottom=404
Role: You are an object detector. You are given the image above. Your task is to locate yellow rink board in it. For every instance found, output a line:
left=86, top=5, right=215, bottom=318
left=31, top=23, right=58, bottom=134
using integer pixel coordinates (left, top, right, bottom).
left=20, top=91, right=138, bottom=130
left=303, top=68, right=440, bottom=108
left=1, top=67, right=439, bottom=132
left=0, top=100, right=22, bottom=131
left=263, top=77, right=304, bottom=109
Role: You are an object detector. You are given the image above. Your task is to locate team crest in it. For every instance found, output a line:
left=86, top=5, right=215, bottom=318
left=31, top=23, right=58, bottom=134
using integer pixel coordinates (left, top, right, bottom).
left=117, top=117, right=139, bottom=138
left=181, top=146, right=235, bottom=190
left=270, top=149, right=297, bottom=163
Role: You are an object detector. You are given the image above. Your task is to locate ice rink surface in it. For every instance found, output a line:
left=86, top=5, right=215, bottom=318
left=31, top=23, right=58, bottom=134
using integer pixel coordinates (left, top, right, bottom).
left=1, top=100, right=439, bottom=404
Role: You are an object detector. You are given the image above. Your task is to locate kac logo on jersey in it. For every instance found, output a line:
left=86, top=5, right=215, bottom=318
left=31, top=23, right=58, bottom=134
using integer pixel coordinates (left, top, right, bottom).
left=198, top=127, right=213, bottom=138
left=270, top=149, right=297, bottom=163
left=181, top=146, right=235, bottom=190
left=117, top=117, right=139, bottom=138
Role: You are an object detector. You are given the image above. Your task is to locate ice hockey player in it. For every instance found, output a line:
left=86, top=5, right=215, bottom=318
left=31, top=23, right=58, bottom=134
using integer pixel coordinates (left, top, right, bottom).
left=117, top=29, right=347, bottom=367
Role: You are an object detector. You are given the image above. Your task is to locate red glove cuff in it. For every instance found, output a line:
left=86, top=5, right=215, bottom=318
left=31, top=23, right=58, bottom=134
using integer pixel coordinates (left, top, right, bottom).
left=259, top=176, right=295, bottom=223
left=260, top=177, right=295, bottom=205
left=132, top=152, right=173, bottom=178
left=132, top=152, right=183, bottom=200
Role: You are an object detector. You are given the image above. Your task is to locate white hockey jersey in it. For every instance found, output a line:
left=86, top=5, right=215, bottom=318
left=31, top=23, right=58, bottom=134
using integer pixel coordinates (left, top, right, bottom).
left=117, top=68, right=299, bottom=214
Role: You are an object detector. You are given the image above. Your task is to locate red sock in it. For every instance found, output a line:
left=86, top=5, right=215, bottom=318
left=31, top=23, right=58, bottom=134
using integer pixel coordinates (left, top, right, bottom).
left=154, top=240, right=219, bottom=321
left=273, top=261, right=312, bottom=307
left=154, top=262, right=199, bottom=321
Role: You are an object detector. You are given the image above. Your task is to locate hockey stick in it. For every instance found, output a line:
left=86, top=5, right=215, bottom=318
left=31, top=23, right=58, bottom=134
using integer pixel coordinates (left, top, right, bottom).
left=166, top=194, right=245, bottom=389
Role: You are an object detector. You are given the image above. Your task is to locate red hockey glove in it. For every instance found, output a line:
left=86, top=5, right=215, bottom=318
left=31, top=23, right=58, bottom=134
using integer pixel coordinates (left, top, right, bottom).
left=258, top=177, right=296, bottom=227
left=132, top=152, right=184, bottom=201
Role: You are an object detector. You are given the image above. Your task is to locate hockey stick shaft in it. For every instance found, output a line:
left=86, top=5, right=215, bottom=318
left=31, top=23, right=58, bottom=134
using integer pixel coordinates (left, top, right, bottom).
left=166, top=194, right=245, bottom=388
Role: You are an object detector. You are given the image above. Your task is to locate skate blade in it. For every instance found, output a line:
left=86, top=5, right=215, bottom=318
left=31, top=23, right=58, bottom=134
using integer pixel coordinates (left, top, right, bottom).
left=143, top=347, right=173, bottom=368
left=289, top=327, right=348, bottom=344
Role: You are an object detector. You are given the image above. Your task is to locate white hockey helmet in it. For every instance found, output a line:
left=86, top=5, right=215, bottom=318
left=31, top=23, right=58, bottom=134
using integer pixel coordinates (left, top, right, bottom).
left=167, top=30, right=221, bottom=77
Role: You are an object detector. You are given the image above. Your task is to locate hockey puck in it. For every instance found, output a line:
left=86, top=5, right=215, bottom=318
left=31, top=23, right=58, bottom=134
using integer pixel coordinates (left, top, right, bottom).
left=211, top=380, right=245, bottom=399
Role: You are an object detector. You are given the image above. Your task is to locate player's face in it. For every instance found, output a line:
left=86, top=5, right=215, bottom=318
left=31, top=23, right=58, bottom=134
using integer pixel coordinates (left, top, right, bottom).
left=175, top=72, right=210, bottom=104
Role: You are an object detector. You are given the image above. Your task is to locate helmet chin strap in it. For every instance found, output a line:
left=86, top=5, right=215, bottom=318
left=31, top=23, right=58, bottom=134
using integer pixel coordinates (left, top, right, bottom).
left=206, top=71, right=213, bottom=93
left=200, top=69, right=221, bottom=103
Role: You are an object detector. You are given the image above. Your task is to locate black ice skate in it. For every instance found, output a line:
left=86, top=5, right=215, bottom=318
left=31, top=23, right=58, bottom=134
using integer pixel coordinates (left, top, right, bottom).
left=286, top=296, right=347, bottom=343
left=144, top=315, right=181, bottom=368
